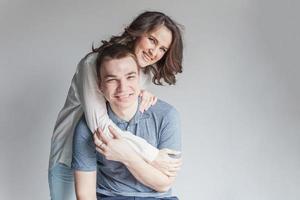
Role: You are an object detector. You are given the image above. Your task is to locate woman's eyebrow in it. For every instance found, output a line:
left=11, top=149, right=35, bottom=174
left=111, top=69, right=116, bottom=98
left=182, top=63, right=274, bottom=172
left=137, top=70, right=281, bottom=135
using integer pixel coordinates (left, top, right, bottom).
left=150, top=34, right=169, bottom=50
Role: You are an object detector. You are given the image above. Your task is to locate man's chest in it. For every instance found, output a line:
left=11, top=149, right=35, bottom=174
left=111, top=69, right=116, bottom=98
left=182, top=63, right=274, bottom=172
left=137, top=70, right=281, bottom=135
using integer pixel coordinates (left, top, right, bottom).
left=116, top=120, right=160, bottom=148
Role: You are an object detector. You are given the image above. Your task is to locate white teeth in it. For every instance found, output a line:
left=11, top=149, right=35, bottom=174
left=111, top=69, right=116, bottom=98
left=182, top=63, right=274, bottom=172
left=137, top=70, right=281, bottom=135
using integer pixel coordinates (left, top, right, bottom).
left=116, top=94, right=130, bottom=98
left=143, top=52, right=150, bottom=62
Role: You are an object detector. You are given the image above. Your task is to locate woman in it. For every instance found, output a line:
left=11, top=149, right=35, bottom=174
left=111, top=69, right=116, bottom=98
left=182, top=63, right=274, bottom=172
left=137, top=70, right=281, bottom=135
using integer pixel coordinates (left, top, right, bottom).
left=48, top=11, right=183, bottom=200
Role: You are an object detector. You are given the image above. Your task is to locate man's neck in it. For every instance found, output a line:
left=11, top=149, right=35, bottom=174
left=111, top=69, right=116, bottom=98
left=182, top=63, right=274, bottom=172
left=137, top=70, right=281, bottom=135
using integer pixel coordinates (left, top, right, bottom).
left=110, top=99, right=139, bottom=122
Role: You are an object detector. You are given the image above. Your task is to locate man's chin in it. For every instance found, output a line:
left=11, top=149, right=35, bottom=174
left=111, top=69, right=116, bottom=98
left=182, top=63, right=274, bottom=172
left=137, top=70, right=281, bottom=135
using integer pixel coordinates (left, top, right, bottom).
left=113, top=98, right=134, bottom=106
left=114, top=97, right=139, bottom=108
left=112, top=102, right=133, bottom=110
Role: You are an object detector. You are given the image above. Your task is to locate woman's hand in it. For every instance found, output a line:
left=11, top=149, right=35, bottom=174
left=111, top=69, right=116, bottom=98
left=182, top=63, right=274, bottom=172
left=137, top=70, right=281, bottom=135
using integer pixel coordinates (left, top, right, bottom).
left=139, top=90, right=158, bottom=113
left=93, top=126, right=137, bottom=163
left=150, top=149, right=182, bottom=177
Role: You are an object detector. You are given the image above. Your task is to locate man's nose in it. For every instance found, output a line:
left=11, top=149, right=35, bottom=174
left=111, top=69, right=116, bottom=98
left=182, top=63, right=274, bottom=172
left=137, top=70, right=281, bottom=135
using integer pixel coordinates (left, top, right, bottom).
left=117, top=80, right=127, bottom=91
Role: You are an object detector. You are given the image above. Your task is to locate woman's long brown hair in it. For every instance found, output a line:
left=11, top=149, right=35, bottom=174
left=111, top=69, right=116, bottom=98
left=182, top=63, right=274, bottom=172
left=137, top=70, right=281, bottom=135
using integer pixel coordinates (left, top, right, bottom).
left=92, top=11, right=183, bottom=85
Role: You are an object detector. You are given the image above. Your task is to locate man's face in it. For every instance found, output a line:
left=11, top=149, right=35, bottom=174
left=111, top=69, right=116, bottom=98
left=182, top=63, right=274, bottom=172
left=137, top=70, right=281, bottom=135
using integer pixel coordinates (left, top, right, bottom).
left=99, top=56, right=140, bottom=110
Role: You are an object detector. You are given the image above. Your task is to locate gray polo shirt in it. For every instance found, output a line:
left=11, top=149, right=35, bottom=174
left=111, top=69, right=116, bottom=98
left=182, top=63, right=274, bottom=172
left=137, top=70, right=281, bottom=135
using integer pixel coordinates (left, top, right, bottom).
left=72, top=99, right=181, bottom=198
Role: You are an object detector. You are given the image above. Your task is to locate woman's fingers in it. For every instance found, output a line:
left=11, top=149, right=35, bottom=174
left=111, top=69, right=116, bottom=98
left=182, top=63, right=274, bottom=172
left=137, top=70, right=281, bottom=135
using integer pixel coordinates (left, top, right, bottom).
left=96, top=147, right=105, bottom=155
left=93, top=130, right=103, bottom=147
left=139, top=90, right=157, bottom=112
left=151, top=96, right=158, bottom=106
left=94, top=128, right=112, bottom=153
left=108, top=125, right=121, bottom=139
left=139, top=97, right=149, bottom=112
left=97, top=128, right=111, bottom=144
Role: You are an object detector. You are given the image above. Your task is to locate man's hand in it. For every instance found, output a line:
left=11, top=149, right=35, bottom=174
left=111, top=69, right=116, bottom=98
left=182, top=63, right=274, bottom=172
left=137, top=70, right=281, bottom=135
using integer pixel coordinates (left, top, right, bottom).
left=94, top=127, right=179, bottom=192
left=139, top=90, right=158, bottom=113
left=150, top=149, right=182, bottom=177
left=94, top=126, right=137, bottom=163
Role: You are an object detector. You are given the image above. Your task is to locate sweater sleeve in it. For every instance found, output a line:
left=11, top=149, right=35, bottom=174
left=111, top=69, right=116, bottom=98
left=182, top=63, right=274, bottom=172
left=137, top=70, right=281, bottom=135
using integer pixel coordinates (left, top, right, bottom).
left=73, top=53, right=159, bottom=162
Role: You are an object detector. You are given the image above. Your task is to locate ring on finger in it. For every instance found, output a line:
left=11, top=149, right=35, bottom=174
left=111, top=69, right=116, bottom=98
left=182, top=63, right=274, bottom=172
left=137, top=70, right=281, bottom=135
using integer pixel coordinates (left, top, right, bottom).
left=100, top=143, right=105, bottom=149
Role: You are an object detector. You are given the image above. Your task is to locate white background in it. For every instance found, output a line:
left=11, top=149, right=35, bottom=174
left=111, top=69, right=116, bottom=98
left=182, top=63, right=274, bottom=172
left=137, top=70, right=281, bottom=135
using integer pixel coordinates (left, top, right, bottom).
left=0, top=0, right=299, bottom=199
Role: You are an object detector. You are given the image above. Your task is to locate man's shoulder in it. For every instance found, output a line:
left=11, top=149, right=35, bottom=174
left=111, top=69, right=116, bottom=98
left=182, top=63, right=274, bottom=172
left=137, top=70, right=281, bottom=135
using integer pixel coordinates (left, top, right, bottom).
left=74, top=117, right=92, bottom=140
left=146, top=99, right=179, bottom=119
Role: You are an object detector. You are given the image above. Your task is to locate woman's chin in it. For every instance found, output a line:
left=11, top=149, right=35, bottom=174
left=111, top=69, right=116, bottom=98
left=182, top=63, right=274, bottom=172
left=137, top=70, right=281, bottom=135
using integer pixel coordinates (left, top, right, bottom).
left=137, top=60, right=147, bottom=68
left=137, top=55, right=151, bottom=67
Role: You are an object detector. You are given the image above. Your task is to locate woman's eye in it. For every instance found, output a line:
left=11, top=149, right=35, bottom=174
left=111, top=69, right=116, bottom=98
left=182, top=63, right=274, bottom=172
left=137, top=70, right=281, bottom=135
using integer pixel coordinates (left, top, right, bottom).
left=148, top=37, right=155, bottom=43
left=160, top=48, right=167, bottom=53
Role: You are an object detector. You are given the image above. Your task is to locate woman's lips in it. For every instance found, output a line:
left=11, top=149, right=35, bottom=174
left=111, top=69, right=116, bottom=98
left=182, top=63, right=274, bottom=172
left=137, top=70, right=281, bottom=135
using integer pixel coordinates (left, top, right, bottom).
left=142, top=52, right=152, bottom=63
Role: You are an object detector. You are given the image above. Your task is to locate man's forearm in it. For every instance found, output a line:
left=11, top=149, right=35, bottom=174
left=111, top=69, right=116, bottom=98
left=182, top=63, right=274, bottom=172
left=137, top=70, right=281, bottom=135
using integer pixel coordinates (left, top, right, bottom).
left=74, top=170, right=97, bottom=200
left=122, top=152, right=175, bottom=192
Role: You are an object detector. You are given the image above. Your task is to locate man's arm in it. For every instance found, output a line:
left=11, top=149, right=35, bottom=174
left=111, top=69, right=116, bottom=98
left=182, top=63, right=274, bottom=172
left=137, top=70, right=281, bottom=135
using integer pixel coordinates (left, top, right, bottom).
left=74, top=171, right=97, bottom=200
left=72, top=117, right=98, bottom=200
left=96, top=128, right=175, bottom=192
left=123, top=150, right=176, bottom=192
left=96, top=107, right=181, bottom=192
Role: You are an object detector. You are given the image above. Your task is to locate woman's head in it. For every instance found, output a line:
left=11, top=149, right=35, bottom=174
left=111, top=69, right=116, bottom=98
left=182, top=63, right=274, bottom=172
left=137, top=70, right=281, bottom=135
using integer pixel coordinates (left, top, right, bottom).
left=93, top=11, right=183, bottom=85
left=133, top=25, right=172, bottom=69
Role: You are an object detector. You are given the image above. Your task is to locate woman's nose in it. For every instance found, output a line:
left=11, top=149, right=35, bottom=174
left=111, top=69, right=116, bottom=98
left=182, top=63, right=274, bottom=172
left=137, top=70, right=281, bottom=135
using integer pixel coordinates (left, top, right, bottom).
left=148, top=47, right=158, bottom=59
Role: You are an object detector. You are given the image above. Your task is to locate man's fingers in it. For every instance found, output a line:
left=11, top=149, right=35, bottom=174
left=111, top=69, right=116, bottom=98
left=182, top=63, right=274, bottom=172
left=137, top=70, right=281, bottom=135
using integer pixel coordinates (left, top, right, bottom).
left=108, top=125, right=121, bottom=139
left=165, top=162, right=182, bottom=173
left=169, top=157, right=183, bottom=166
left=168, top=165, right=181, bottom=172
left=164, top=170, right=177, bottom=177
left=164, top=148, right=181, bottom=155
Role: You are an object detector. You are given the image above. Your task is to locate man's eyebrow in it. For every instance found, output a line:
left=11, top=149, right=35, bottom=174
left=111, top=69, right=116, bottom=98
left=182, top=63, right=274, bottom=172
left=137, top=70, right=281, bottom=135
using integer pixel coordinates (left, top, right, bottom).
left=126, top=72, right=137, bottom=76
left=103, top=71, right=137, bottom=79
left=103, top=74, right=117, bottom=79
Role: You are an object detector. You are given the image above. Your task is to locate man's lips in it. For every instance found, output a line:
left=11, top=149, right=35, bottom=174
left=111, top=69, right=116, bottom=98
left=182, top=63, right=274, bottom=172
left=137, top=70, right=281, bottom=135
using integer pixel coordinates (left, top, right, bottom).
left=114, top=93, right=134, bottom=100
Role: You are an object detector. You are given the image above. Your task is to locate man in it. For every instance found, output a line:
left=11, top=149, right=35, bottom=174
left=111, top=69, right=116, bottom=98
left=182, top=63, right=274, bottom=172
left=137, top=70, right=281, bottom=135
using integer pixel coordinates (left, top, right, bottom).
left=72, top=44, right=181, bottom=200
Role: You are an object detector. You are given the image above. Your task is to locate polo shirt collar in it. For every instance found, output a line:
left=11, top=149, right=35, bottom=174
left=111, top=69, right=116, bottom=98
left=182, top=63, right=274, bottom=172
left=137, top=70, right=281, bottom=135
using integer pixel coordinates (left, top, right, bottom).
left=107, top=97, right=150, bottom=125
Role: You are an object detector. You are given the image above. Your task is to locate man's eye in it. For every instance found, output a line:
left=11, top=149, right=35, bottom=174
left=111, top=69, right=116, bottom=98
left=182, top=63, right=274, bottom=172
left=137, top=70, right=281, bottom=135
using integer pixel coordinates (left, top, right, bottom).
left=106, top=79, right=115, bottom=82
left=128, top=76, right=136, bottom=80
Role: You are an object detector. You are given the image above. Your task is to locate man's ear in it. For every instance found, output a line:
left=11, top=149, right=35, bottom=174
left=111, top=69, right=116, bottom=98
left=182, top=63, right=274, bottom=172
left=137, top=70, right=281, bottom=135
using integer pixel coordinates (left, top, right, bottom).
left=97, top=79, right=103, bottom=92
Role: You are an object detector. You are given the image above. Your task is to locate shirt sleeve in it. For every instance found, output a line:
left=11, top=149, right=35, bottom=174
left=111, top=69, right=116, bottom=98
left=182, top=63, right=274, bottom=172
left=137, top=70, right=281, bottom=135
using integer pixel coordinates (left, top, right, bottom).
left=158, top=107, right=182, bottom=152
left=74, top=53, right=109, bottom=133
left=73, top=53, right=159, bottom=162
left=72, top=117, right=97, bottom=171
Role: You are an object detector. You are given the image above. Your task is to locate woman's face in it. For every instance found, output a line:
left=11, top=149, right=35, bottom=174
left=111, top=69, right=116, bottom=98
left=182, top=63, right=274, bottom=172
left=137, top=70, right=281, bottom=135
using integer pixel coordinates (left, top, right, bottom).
left=134, top=25, right=172, bottom=68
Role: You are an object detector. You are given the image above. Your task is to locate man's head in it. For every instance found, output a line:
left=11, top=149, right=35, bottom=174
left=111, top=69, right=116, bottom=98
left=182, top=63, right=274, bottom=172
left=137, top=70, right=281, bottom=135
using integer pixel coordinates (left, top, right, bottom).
left=96, top=44, right=140, bottom=112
